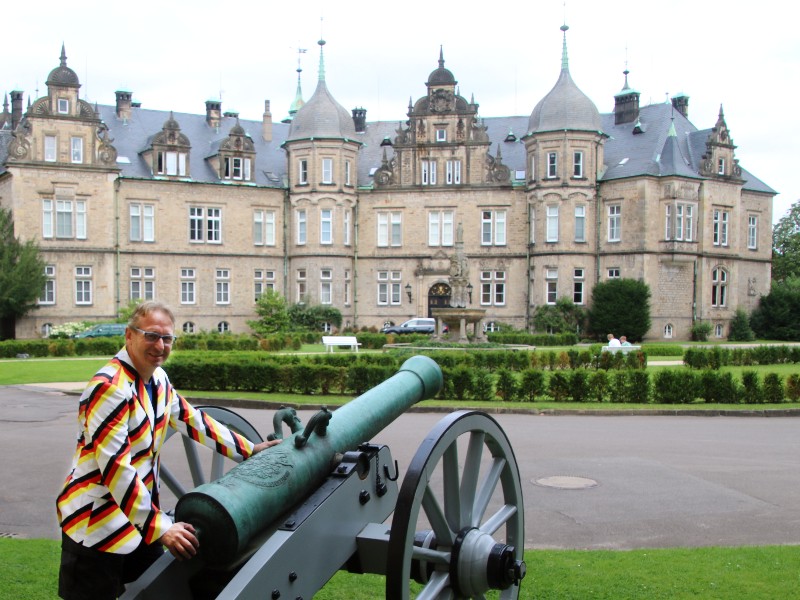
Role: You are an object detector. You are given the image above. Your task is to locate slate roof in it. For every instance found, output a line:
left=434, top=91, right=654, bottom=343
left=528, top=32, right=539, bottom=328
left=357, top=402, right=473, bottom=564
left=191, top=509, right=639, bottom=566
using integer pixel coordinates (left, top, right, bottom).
left=0, top=99, right=774, bottom=195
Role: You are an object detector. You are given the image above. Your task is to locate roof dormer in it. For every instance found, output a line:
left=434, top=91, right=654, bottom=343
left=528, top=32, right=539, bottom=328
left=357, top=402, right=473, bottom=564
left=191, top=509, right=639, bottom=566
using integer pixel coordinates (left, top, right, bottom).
left=700, top=106, right=741, bottom=180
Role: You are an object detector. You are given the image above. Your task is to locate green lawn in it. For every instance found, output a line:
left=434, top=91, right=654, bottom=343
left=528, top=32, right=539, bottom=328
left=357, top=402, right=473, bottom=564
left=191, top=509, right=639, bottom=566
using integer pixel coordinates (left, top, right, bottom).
left=5, top=539, right=798, bottom=599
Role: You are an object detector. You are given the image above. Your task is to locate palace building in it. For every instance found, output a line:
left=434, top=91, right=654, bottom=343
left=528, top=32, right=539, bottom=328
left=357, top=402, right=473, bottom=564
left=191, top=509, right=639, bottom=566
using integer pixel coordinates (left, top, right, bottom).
left=0, top=30, right=775, bottom=341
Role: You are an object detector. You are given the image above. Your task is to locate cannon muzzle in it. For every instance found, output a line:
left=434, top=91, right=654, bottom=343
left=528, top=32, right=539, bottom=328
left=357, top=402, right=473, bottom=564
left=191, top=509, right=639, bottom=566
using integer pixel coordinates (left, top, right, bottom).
left=175, top=355, right=442, bottom=566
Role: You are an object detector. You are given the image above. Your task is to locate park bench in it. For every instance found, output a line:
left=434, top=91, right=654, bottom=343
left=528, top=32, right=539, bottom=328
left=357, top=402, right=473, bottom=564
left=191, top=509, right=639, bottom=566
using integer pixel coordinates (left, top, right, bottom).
left=601, top=345, right=641, bottom=354
left=322, top=335, right=361, bottom=352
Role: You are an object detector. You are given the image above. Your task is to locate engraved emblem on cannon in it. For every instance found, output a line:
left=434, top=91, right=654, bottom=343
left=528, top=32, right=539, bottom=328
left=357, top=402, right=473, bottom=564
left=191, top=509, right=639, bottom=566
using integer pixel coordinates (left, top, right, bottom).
left=122, top=356, right=526, bottom=599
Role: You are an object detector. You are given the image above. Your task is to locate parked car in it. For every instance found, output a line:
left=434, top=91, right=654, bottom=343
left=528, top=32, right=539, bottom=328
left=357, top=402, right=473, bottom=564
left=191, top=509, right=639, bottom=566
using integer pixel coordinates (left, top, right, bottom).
left=73, top=323, right=127, bottom=338
left=381, top=318, right=447, bottom=335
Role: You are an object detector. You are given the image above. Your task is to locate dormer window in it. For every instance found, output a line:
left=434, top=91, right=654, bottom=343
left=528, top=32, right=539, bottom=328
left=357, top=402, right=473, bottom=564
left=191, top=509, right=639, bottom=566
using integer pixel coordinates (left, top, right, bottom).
left=157, top=151, right=187, bottom=176
left=57, top=98, right=69, bottom=114
left=150, top=113, right=191, bottom=177
left=717, top=158, right=725, bottom=175
left=224, top=157, right=251, bottom=180
left=436, top=129, right=447, bottom=142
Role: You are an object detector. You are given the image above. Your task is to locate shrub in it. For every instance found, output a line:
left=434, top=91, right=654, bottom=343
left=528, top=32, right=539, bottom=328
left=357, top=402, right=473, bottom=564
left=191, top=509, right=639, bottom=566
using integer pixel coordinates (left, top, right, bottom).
left=471, top=369, right=495, bottom=402
left=691, top=321, right=713, bottom=342
left=728, top=307, right=755, bottom=341
left=653, top=370, right=697, bottom=404
left=763, top=373, right=785, bottom=404
left=495, top=368, right=518, bottom=401
left=448, top=365, right=475, bottom=400
left=547, top=372, right=570, bottom=402
left=519, top=369, right=545, bottom=402
left=569, top=370, right=590, bottom=403
left=786, top=374, right=800, bottom=401
left=627, top=371, right=650, bottom=404
left=588, top=370, right=610, bottom=402
left=611, top=371, right=630, bottom=403
left=740, top=371, right=762, bottom=404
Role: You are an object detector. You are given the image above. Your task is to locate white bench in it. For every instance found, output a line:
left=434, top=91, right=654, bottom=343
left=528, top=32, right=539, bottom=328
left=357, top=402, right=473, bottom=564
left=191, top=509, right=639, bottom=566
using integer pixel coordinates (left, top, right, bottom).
left=322, top=336, right=361, bottom=352
left=602, top=345, right=641, bottom=354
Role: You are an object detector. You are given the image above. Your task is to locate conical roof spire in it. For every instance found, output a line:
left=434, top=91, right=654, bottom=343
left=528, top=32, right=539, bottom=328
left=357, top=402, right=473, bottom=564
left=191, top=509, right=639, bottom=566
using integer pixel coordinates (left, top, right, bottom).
left=560, top=24, right=569, bottom=71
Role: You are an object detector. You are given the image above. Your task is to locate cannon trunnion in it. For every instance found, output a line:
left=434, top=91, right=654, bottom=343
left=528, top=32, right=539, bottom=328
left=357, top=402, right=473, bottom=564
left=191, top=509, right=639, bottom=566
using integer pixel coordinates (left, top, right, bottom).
left=122, top=356, right=525, bottom=599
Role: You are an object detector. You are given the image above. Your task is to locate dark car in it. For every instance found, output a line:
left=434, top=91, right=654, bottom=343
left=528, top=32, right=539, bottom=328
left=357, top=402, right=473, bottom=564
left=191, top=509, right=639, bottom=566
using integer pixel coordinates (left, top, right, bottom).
left=73, top=323, right=127, bottom=338
left=382, top=318, right=445, bottom=335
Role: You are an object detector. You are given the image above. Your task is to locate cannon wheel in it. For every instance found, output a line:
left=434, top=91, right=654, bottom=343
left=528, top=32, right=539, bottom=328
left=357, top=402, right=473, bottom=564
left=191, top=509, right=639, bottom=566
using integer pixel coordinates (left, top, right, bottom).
left=160, top=406, right=263, bottom=500
left=386, top=410, right=524, bottom=599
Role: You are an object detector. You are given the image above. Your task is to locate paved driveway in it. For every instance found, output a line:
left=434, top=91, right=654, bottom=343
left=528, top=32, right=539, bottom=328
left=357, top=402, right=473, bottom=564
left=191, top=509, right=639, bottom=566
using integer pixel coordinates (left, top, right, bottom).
left=2, top=384, right=799, bottom=550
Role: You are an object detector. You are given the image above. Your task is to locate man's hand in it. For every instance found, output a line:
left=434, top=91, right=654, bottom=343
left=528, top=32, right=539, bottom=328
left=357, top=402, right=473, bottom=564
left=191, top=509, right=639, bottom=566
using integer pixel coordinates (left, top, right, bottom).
left=252, top=438, right=282, bottom=455
left=159, top=522, right=199, bottom=560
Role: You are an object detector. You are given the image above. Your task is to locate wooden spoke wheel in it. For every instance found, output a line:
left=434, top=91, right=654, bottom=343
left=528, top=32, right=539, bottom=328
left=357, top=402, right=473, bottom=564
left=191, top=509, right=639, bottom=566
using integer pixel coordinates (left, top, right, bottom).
left=387, top=410, right=526, bottom=599
left=160, top=406, right=263, bottom=500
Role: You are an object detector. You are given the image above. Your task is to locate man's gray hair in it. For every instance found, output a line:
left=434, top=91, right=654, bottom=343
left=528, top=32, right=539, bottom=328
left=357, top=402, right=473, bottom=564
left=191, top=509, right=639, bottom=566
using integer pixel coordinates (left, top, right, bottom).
left=128, top=301, right=176, bottom=329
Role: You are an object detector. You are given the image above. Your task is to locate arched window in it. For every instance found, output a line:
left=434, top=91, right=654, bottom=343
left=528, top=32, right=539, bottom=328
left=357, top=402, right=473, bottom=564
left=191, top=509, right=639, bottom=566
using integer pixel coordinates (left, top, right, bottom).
left=711, top=267, right=728, bottom=307
left=715, top=323, right=724, bottom=338
left=41, top=323, right=53, bottom=338
left=182, top=321, right=195, bottom=334
left=218, top=321, right=230, bottom=333
left=664, top=323, right=673, bottom=338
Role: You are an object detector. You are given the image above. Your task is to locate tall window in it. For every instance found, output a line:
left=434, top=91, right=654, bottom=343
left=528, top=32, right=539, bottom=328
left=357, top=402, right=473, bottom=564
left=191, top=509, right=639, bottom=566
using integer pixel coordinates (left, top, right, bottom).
left=713, top=209, right=729, bottom=246
left=189, top=207, right=221, bottom=243
left=130, top=267, right=155, bottom=301
left=320, top=268, right=332, bottom=304
left=711, top=267, right=727, bottom=307
left=320, top=208, right=333, bottom=244
left=297, top=209, right=307, bottom=245
left=377, top=212, right=402, bottom=247
left=297, top=269, right=307, bottom=302
left=421, top=160, right=437, bottom=185
left=216, top=269, right=230, bottom=304
left=70, top=137, right=83, bottom=164
left=748, top=215, right=758, bottom=249
left=322, top=158, right=333, bottom=184
left=717, top=158, right=726, bottom=175
left=130, top=203, right=155, bottom=242
left=44, top=135, right=57, bottom=162
left=298, top=159, right=308, bottom=184
left=377, top=271, right=402, bottom=306
left=344, top=269, right=351, bottom=305
left=574, top=206, right=585, bottom=242
left=344, top=209, right=352, bottom=245
left=546, top=205, right=559, bottom=242
left=573, top=268, right=585, bottom=304
left=254, top=269, right=276, bottom=301
left=547, top=152, right=558, bottom=178
left=666, top=203, right=694, bottom=241
left=481, top=210, right=506, bottom=246
left=180, top=268, right=196, bottom=304
left=253, top=209, right=276, bottom=246
left=436, top=129, right=447, bottom=142
left=75, top=266, right=92, bottom=305
left=480, top=271, right=506, bottom=306
left=446, top=160, right=461, bottom=185
left=428, top=210, right=454, bottom=246
left=42, top=199, right=86, bottom=240
left=345, top=160, right=352, bottom=186
left=57, top=98, right=69, bottom=114
left=608, top=204, right=621, bottom=242
left=545, top=268, right=558, bottom=304
left=573, top=151, right=583, bottom=178
left=39, top=265, right=56, bottom=304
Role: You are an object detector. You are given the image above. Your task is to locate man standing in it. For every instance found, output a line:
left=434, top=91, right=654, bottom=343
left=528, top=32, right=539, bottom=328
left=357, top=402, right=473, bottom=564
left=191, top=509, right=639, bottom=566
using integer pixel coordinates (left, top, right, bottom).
left=56, top=301, right=279, bottom=600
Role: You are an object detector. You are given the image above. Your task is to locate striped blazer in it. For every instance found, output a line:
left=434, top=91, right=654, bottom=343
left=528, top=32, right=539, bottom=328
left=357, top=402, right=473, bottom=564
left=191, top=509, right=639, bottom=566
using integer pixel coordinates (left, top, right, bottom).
left=56, top=348, right=255, bottom=554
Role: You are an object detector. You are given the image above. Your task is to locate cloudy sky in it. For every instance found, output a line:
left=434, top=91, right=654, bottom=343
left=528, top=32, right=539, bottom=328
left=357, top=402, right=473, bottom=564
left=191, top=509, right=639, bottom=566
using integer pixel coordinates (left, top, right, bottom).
left=3, top=0, right=796, bottom=223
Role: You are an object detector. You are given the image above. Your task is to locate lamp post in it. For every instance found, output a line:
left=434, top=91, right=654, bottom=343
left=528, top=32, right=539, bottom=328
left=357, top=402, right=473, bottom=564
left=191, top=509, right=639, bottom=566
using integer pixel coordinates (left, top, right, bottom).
left=466, top=282, right=473, bottom=304
left=405, top=283, right=412, bottom=304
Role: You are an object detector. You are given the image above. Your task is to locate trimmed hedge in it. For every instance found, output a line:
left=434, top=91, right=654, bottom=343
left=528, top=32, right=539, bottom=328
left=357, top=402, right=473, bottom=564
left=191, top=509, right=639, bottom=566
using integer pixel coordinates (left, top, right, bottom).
left=684, top=345, right=800, bottom=369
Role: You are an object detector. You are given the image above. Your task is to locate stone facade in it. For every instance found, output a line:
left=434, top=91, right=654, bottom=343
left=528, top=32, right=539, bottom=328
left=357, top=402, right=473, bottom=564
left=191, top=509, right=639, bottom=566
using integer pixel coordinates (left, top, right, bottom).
left=0, top=37, right=775, bottom=341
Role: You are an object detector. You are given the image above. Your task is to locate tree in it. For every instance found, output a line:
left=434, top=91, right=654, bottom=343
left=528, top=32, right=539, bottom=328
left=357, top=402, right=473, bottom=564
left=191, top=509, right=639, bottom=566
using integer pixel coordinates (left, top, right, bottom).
left=727, top=307, right=755, bottom=341
left=287, top=303, right=342, bottom=331
left=532, top=296, right=586, bottom=335
left=247, top=289, right=291, bottom=335
left=587, top=278, right=651, bottom=342
left=0, top=208, right=46, bottom=340
left=772, top=199, right=800, bottom=282
left=750, top=276, right=800, bottom=341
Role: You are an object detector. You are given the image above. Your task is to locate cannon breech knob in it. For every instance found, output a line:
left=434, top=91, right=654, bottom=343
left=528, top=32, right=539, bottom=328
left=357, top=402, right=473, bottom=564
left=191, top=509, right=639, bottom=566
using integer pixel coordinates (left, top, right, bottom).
left=294, top=407, right=332, bottom=448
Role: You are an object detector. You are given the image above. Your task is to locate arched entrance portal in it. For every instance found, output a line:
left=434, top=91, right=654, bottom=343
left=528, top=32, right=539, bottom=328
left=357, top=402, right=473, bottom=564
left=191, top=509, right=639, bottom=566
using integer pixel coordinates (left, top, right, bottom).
left=427, top=282, right=451, bottom=317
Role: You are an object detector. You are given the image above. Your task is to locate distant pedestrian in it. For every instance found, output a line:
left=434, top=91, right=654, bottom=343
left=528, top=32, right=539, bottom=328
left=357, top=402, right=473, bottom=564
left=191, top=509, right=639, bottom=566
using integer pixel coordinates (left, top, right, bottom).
left=607, top=333, right=621, bottom=348
left=620, top=336, right=632, bottom=347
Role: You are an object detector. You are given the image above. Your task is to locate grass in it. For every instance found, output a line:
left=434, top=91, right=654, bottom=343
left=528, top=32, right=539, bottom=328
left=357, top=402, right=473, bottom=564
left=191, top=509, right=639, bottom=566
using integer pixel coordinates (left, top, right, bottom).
left=5, top=539, right=798, bottom=599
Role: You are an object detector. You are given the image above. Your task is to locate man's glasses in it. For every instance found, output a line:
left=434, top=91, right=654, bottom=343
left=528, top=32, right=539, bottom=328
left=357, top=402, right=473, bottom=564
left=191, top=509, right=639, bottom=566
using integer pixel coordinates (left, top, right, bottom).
left=133, top=327, right=177, bottom=345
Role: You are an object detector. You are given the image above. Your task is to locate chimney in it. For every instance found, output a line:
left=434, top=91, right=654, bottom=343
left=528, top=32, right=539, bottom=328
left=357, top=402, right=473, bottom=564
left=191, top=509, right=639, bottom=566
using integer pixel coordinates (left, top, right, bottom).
left=10, top=90, right=24, bottom=130
left=671, top=93, right=689, bottom=119
left=352, top=107, right=366, bottom=133
left=262, top=100, right=273, bottom=142
left=613, top=69, right=639, bottom=125
left=206, top=99, right=221, bottom=128
left=115, top=90, right=132, bottom=120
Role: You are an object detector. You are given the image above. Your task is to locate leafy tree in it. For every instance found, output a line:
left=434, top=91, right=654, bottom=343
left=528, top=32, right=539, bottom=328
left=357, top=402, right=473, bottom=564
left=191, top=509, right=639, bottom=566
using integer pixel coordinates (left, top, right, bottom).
left=0, top=208, right=46, bottom=340
left=727, top=307, right=755, bottom=341
left=247, top=289, right=291, bottom=335
left=587, top=278, right=651, bottom=342
left=287, top=303, right=342, bottom=331
left=772, top=199, right=800, bottom=282
left=750, top=276, right=800, bottom=340
left=532, top=296, right=586, bottom=335
left=116, top=299, right=143, bottom=324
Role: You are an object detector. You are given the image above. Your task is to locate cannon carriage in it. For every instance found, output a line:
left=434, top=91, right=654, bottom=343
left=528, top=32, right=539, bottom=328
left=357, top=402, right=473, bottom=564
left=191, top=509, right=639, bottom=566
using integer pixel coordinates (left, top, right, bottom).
left=123, top=356, right=526, bottom=599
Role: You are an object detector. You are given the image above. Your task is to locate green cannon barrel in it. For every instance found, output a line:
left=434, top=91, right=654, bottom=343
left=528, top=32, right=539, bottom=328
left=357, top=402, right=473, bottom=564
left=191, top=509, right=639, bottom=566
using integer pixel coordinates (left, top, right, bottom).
left=174, top=355, right=442, bottom=566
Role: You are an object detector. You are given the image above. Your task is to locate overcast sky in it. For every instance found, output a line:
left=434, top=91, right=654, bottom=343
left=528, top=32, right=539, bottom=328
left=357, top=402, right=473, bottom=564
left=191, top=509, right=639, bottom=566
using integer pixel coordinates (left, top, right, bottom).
left=3, top=0, right=796, bottom=223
